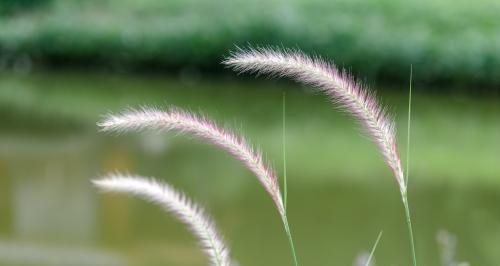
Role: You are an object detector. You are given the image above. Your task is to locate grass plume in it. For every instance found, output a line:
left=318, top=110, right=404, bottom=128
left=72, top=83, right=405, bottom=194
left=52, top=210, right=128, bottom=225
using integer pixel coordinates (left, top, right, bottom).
left=98, top=107, right=283, bottom=214
left=93, top=174, right=233, bottom=266
left=98, top=107, right=299, bottom=266
left=224, top=47, right=416, bottom=266
left=224, top=47, right=405, bottom=193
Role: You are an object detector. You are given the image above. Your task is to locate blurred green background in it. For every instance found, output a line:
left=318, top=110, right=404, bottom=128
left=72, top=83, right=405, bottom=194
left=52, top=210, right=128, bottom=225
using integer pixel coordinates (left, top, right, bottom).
left=0, top=0, right=499, bottom=266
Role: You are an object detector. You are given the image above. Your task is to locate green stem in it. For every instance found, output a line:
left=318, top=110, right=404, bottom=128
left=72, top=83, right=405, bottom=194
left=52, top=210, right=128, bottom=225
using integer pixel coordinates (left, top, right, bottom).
left=282, top=214, right=299, bottom=266
left=365, top=230, right=383, bottom=266
left=282, top=91, right=288, bottom=211
left=405, top=65, right=413, bottom=186
left=402, top=193, right=417, bottom=266
left=281, top=92, right=296, bottom=266
left=282, top=92, right=288, bottom=212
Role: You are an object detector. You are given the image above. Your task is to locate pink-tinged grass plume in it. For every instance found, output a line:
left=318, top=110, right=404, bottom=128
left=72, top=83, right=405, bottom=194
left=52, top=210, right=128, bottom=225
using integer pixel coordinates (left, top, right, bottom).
left=224, top=47, right=416, bottom=266
left=98, top=107, right=283, bottom=215
left=98, top=107, right=299, bottom=266
left=93, top=173, right=234, bottom=266
left=224, top=47, right=405, bottom=193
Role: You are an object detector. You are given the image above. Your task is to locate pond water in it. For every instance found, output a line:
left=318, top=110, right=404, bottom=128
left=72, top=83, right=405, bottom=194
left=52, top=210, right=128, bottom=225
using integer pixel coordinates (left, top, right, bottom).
left=0, top=71, right=499, bottom=265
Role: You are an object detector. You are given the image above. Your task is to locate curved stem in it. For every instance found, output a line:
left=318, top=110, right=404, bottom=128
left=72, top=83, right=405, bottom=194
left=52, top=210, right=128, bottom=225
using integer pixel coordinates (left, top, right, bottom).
left=402, top=193, right=417, bottom=266
left=282, top=215, right=299, bottom=266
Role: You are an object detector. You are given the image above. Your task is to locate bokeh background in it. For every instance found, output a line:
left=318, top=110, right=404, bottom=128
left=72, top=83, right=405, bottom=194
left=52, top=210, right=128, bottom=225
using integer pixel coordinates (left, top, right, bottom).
left=0, top=0, right=499, bottom=265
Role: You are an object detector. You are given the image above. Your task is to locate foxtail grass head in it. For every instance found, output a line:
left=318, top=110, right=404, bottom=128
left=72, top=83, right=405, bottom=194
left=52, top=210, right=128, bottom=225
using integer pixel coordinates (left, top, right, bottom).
left=98, top=107, right=285, bottom=216
left=93, top=174, right=234, bottom=266
left=224, top=47, right=406, bottom=194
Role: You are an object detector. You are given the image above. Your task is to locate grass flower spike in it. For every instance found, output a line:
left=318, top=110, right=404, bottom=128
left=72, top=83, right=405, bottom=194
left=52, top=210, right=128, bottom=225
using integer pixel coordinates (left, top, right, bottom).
left=98, top=107, right=283, bottom=215
left=98, top=107, right=299, bottom=266
left=225, top=47, right=416, bottom=266
left=93, top=174, right=233, bottom=266
left=224, top=48, right=405, bottom=193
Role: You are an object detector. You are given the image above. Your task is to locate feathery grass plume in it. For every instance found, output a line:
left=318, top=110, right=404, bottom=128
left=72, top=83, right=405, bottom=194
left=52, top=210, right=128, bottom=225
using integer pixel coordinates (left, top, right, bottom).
left=437, top=230, right=470, bottom=266
left=98, top=107, right=299, bottom=266
left=93, top=174, right=233, bottom=266
left=98, top=107, right=284, bottom=215
left=224, top=47, right=405, bottom=194
left=225, top=47, right=415, bottom=266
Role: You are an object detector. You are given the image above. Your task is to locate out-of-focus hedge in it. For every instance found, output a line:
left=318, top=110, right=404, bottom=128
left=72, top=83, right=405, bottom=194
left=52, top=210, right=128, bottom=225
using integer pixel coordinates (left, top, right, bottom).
left=0, top=0, right=51, bottom=15
left=1, top=0, right=499, bottom=87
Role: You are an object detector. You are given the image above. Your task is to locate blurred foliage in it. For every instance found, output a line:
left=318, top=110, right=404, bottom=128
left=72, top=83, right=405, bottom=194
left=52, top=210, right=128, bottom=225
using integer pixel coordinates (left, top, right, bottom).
left=0, top=0, right=499, bottom=88
left=0, top=0, right=51, bottom=16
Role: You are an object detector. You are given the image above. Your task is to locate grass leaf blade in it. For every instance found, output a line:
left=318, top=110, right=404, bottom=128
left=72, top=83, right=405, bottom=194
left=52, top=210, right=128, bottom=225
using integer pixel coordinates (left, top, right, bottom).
left=365, top=230, right=383, bottom=266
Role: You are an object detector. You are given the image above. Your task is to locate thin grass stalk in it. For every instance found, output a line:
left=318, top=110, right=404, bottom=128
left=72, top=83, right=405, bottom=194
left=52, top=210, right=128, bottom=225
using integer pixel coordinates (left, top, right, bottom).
left=281, top=92, right=298, bottom=266
left=406, top=65, right=413, bottom=186
left=365, top=231, right=383, bottom=266
left=281, top=93, right=298, bottom=266
left=405, top=66, right=417, bottom=266
left=282, top=91, right=288, bottom=211
left=403, top=193, right=417, bottom=266
left=282, top=214, right=298, bottom=266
